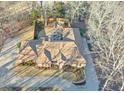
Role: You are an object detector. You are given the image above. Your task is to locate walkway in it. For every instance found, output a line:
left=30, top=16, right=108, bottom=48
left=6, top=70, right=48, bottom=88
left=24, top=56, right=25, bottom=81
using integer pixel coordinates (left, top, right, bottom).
left=73, top=28, right=99, bottom=90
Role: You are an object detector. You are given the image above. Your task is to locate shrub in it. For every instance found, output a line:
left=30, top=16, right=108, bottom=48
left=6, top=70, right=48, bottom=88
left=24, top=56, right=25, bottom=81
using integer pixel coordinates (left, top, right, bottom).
left=22, top=60, right=35, bottom=66
left=52, top=86, right=62, bottom=91
left=16, top=42, right=21, bottom=49
left=79, top=28, right=87, bottom=37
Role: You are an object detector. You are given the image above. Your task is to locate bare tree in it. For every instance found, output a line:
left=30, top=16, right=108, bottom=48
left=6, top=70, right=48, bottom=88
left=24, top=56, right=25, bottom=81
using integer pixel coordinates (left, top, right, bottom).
left=64, top=1, right=90, bottom=23
left=87, top=1, right=124, bottom=90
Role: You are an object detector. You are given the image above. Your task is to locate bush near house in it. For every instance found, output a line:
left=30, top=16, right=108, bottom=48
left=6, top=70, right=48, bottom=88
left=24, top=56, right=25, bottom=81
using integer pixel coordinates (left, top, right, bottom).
left=16, top=42, right=21, bottom=50
left=30, top=8, right=41, bottom=25
left=79, top=28, right=87, bottom=37
left=22, top=60, right=35, bottom=66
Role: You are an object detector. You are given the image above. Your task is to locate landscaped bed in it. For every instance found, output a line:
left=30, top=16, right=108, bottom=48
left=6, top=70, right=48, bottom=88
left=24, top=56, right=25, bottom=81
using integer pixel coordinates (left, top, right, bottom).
left=63, top=65, right=86, bottom=84
left=72, top=69, right=86, bottom=85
